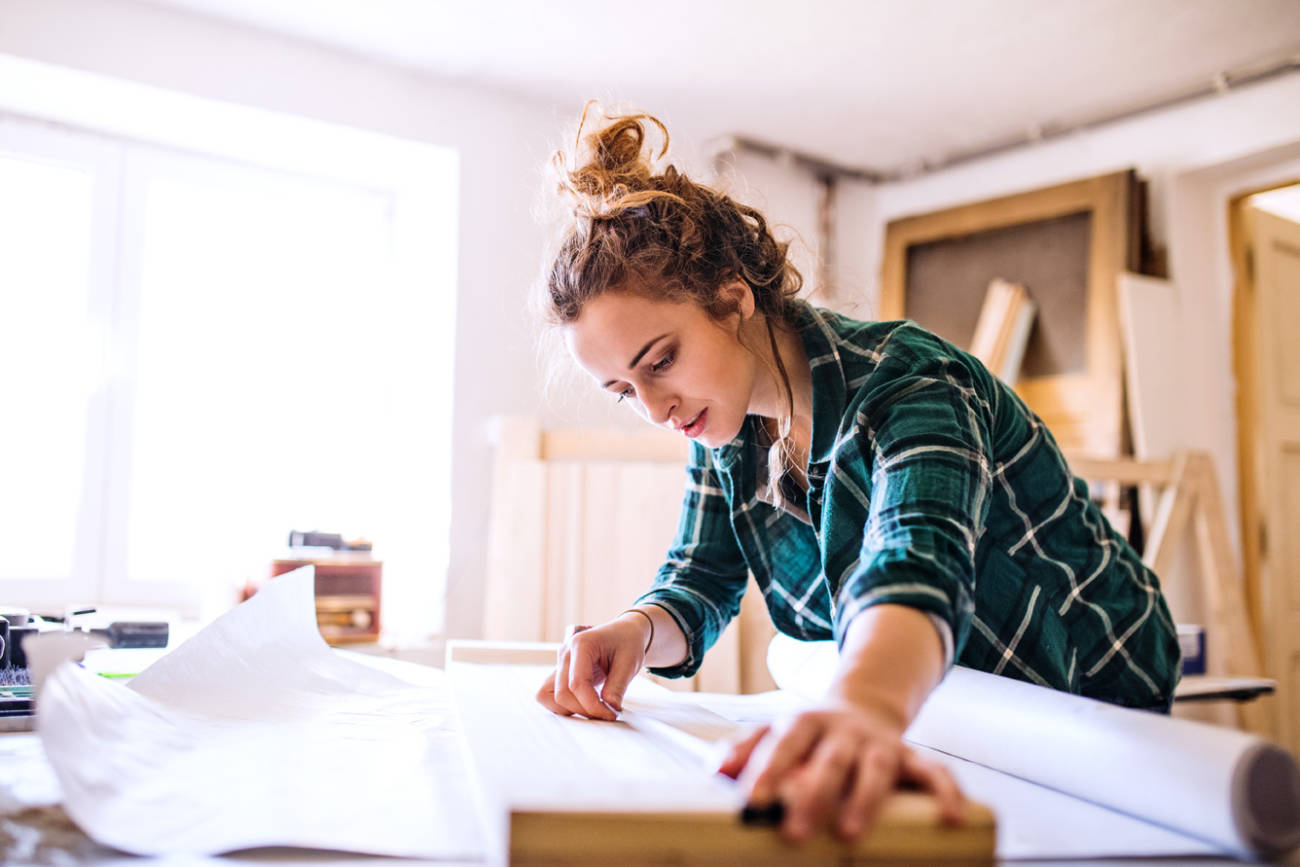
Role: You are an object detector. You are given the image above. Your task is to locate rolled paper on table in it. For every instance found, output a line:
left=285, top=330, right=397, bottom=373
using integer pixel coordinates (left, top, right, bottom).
left=766, top=634, right=1300, bottom=859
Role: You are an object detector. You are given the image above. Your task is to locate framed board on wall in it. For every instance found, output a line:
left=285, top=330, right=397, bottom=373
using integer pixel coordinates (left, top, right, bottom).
left=880, top=170, right=1142, bottom=456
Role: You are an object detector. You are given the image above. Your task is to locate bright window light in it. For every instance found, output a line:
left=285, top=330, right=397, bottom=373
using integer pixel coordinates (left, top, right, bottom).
left=0, top=56, right=458, bottom=642
left=0, top=154, right=96, bottom=581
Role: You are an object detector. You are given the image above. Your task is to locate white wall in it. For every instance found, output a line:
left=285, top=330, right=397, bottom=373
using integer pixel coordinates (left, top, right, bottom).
left=716, top=152, right=877, bottom=319
left=0, top=0, right=604, bottom=641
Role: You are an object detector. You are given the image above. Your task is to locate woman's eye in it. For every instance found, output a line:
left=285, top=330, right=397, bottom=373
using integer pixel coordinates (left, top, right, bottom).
left=616, top=386, right=634, bottom=404
left=651, top=351, right=675, bottom=373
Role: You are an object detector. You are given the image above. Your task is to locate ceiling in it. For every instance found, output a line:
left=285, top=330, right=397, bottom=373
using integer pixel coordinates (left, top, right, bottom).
left=137, top=0, right=1300, bottom=175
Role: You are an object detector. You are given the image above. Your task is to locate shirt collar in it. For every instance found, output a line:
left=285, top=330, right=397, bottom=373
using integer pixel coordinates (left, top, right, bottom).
left=713, top=302, right=851, bottom=470
left=799, top=303, right=850, bottom=466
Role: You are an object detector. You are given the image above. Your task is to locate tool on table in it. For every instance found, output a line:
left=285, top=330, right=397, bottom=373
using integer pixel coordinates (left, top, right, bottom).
left=288, top=530, right=372, bottom=551
left=0, top=607, right=171, bottom=731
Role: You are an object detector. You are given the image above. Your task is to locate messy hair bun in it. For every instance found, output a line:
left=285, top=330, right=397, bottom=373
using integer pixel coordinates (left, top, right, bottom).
left=540, top=102, right=805, bottom=500
left=555, top=111, right=671, bottom=219
left=543, top=101, right=801, bottom=325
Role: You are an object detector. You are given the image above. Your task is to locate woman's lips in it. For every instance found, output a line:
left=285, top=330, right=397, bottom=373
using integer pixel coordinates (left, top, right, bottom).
left=683, top=408, right=708, bottom=438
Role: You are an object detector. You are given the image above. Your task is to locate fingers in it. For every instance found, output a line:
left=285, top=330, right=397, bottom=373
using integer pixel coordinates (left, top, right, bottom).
left=900, top=749, right=967, bottom=825
left=836, top=744, right=899, bottom=841
left=568, top=640, right=617, bottom=721
left=784, top=732, right=862, bottom=842
left=743, top=716, right=822, bottom=806
left=716, top=726, right=768, bottom=779
left=535, top=669, right=572, bottom=716
left=549, top=646, right=578, bottom=714
left=536, top=648, right=614, bottom=720
left=735, top=709, right=961, bottom=846
left=539, top=625, right=627, bottom=721
left=599, top=645, right=643, bottom=713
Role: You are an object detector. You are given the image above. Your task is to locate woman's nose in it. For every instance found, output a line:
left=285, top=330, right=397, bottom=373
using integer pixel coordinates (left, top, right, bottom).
left=641, top=385, right=677, bottom=426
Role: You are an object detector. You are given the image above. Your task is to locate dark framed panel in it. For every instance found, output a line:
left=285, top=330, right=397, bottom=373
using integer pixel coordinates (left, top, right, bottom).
left=881, top=171, right=1141, bottom=456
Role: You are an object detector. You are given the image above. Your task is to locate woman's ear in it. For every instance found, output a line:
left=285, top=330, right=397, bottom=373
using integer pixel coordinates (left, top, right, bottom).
left=720, top=278, right=756, bottom=320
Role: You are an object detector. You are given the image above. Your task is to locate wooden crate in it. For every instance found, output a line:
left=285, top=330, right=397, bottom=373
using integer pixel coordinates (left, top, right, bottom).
left=271, top=557, right=382, bottom=644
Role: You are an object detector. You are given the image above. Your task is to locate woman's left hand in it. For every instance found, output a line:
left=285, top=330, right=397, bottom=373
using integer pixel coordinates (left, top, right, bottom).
left=716, top=699, right=966, bottom=843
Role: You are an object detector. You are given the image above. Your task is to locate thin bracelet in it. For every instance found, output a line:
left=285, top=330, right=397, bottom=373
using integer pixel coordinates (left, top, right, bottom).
left=620, top=608, right=655, bottom=657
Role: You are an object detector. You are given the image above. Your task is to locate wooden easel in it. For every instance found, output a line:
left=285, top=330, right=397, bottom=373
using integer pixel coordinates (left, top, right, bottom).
left=1066, top=451, right=1268, bottom=735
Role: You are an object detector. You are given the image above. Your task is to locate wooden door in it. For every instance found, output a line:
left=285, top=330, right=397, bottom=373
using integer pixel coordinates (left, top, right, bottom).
left=1240, top=204, right=1300, bottom=756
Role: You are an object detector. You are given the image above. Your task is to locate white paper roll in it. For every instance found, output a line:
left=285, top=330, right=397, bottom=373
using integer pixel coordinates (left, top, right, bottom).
left=766, top=634, right=1300, bottom=859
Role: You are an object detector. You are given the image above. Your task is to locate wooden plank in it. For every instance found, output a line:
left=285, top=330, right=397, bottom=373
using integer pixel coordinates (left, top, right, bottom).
left=1117, top=273, right=1185, bottom=463
left=1188, top=454, right=1270, bottom=736
left=969, top=278, right=1035, bottom=385
left=1145, top=453, right=1195, bottom=580
left=1117, top=272, right=1186, bottom=528
left=544, top=463, right=586, bottom=642
left=511, top=794, right=996, bottom=865
left=484, top=459, right=548, bottom=640
left=1064, top=454, right=1174, bottom=487
left=738, top=574, right=778, bottom=694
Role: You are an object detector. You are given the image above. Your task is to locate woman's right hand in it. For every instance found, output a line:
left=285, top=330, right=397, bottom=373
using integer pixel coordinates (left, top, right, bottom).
left=536, top=613, right=651, bottom=720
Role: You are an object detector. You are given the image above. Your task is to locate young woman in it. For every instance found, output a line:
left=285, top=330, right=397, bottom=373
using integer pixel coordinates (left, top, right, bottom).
left=533, top=107, right=1181, bottom=843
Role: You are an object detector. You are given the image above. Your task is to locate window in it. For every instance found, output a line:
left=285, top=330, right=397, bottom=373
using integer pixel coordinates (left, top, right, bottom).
left=0, top=62, right=457, bottom=643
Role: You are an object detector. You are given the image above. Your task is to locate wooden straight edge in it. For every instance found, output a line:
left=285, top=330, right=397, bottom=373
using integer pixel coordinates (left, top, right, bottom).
left=314, top=594, right=379, bottom=610
left=509, top=794, right=996, bottom=865
left=541, top=428, right=689, bottom=463
left=446, top=640, right=560, bottom=667
left=1063, top=453, right=1175, bottom=486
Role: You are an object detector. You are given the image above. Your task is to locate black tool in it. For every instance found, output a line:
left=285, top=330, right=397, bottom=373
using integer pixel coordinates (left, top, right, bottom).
left=288, top=530, right=372, bottom=551
left=89, top=621, right=170, bottom=649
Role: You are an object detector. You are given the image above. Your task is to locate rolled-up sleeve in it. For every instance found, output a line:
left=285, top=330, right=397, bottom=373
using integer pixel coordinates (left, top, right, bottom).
left=635, top=442, right=749, bottom=678
left=830, top=354, right=993, bottom=664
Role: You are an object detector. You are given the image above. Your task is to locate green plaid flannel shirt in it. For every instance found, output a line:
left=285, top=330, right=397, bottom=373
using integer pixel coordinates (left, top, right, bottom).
left=636, top=303, right=1181, bottom=711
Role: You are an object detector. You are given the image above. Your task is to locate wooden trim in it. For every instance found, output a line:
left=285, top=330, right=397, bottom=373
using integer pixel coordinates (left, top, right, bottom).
left=1231, top=190, right=1263, bottom=645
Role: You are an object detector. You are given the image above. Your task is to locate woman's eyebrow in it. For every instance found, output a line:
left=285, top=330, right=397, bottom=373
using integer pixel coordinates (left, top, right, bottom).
left=602, top=332, right=670, bottom=388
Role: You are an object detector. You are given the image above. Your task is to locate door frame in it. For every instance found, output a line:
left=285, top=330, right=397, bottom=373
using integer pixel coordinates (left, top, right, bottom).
left=1228, top=177, right=1300, bottom=638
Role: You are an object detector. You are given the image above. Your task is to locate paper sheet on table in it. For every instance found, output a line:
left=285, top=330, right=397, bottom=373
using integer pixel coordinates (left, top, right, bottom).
left=767, top=634, right=1300, bottom=860
left=447, top=660, right=745, bottom=866
left=35, top=568, right=485, bottom=859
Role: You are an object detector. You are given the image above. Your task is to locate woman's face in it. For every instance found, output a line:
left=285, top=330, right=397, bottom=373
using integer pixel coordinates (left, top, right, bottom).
left=565, top=286, right=760, bottom=448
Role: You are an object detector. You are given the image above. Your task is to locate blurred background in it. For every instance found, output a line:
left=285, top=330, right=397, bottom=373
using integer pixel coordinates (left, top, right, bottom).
left=2, top=0, right=1299, bottom=737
